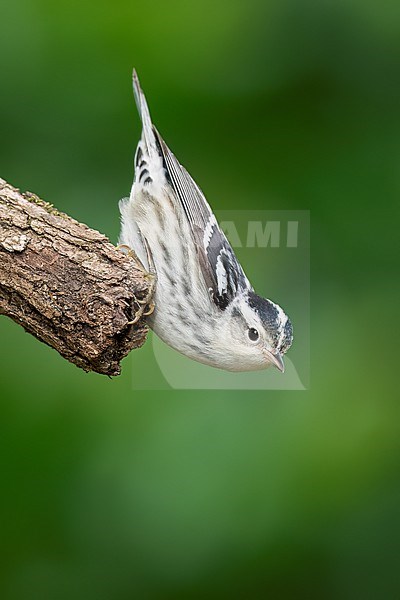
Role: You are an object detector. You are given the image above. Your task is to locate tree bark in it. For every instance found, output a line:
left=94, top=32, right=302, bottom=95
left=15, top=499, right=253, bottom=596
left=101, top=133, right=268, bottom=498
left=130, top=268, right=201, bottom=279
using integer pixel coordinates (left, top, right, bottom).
left=0, top=178, right=152, bottom=376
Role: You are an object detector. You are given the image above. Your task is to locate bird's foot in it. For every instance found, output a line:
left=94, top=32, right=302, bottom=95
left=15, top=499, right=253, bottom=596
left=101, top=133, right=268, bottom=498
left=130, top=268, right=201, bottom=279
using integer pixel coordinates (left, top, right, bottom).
left=117, top=243, right=157, bottom=324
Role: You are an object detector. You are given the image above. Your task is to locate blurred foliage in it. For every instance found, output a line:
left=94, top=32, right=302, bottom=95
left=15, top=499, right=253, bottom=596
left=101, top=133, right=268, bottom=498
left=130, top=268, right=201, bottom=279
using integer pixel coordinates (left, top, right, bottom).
left=0, top=0, right=399, bottom=598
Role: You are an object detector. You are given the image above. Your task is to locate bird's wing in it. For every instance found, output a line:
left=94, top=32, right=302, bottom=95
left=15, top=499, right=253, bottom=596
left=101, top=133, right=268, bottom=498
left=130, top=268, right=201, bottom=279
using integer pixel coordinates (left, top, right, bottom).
left=154, top=131, right=250, bottom=309
left=132, top=69, right=250, bottom=309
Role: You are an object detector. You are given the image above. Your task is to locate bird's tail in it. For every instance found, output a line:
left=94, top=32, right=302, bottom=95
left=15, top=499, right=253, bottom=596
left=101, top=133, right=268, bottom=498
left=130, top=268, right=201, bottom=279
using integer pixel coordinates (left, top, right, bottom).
left=132, top=69, right=158, bottom=159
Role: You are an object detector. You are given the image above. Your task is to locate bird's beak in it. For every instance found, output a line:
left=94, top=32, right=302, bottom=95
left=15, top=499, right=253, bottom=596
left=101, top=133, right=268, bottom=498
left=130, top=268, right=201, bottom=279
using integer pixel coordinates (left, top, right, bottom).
left=263, top=349, right=285, bottom=373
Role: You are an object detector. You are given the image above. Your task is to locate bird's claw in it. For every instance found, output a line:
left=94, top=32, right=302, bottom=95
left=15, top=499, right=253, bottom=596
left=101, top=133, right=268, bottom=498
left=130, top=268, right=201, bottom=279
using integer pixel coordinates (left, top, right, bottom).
left=143, top=302, right=155, bottom=317
left=126, top=296, right=155, bottom=325
left=117, top=243, right=157, bottom=324
left=117, top=244, right=146, bottom=273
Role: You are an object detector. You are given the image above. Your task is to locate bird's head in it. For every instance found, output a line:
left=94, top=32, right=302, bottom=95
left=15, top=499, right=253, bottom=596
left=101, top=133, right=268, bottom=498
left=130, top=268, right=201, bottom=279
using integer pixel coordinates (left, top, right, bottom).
left=225, top=290, right=293, bottom=372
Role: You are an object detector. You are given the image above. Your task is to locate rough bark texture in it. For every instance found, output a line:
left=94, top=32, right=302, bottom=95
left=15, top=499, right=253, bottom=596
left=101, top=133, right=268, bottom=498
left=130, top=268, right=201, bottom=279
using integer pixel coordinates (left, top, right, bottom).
left=0, top=178, right=151, bottom=376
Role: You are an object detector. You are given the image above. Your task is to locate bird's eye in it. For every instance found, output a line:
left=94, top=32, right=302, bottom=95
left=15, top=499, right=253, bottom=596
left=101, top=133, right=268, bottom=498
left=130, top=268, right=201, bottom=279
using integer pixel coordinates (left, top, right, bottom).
left=248, top=328, right=259, bottom=342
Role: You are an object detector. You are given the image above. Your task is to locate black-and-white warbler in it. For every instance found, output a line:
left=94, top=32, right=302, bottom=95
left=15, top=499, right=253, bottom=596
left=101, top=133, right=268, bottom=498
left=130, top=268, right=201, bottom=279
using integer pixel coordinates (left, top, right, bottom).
left=119, top=70, right=293, bottom=372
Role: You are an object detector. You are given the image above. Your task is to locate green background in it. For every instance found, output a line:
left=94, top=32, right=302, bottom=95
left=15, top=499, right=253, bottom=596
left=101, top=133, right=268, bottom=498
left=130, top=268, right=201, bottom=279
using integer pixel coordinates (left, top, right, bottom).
left=1, top=1, right=399, bottom=598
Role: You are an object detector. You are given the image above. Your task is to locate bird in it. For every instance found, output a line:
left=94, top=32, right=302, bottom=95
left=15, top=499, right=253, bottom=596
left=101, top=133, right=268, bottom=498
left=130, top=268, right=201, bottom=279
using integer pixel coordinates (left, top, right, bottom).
left=119, top=70, right=293, bottom=372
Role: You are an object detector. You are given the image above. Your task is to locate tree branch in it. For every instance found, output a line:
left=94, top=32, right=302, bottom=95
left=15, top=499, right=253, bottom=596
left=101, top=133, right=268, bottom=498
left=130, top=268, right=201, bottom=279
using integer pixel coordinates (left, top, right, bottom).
left=0, top=177, right=151, bottom=376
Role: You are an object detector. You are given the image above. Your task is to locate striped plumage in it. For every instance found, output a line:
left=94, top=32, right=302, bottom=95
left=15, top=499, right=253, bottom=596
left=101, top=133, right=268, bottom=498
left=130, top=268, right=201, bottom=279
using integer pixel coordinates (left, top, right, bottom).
left=119, top=70, right=293, bottom=372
